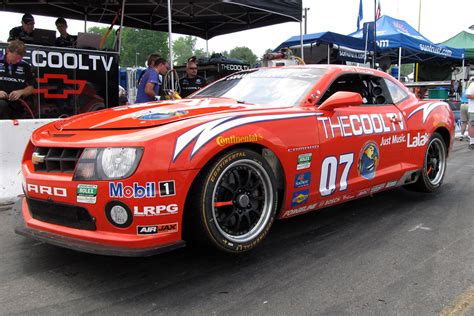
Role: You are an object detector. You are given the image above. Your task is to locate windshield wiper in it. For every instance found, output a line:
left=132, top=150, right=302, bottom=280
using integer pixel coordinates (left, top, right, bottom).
left=236, top=100, right=253, bottom=104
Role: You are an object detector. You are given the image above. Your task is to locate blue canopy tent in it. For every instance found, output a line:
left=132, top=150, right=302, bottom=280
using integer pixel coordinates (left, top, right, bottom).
left=274, top=31, right=368, bottom=63
left=349, top=16, right=465, bottom=79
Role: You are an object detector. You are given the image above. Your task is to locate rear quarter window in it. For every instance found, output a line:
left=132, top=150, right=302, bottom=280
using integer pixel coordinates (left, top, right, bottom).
left=384, top=78, right=408, bottom=104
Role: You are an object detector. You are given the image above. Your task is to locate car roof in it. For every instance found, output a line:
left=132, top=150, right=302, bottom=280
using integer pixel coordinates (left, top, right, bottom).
left=266, top=64, right=389, bottom=76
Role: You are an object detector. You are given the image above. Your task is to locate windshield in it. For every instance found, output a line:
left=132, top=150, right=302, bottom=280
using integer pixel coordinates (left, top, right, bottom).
left=192, top=68, right=326, bottom=107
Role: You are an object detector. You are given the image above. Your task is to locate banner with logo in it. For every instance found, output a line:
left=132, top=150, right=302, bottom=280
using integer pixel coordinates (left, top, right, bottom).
left=0, top=43, right=119, bottom=119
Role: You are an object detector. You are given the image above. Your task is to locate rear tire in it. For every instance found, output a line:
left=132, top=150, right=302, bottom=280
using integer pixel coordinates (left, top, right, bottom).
left=190, top=149, right=278, bottom=253
left=406, top=132, right=447, bottom=192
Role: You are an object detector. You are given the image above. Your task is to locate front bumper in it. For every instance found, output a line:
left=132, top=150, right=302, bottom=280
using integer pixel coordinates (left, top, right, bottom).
left=16, top=196, right=186, bottom=257
left=15, top=216, right=185, bottom=257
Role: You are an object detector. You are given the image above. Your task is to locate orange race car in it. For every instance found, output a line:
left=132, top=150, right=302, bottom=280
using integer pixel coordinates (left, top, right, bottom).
left=16, top=65, right=455, bottom=256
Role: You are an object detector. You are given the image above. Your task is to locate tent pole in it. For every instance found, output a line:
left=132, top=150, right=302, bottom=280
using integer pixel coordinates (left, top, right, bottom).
left=117, top=0, right=126, bottom=55
left=206, top=39, right=209, bottom=57
left=327, top=45, right=330, bottom=64
left=364, top=24, right=369, bottom=64
left=300, top=20, right=304, bottom=61
left=372, top=0, right=377, bottom=69
left=167, top=0, right=175, bottom=90
left=84, top=11, right=87, bottom=32
left=398, top=47, right=402, bottom=81
left=415, top=0, right=422, bottom=82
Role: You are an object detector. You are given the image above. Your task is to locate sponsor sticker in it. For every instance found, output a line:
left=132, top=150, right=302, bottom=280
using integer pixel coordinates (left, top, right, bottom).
left=138, top=110, right=188, bottom=120
left=358, top=141, right=380, bottom=180
left=282, top=203, right=317, bottom=218
left=385, top=180, right=399, bottom=188
left=317, top=113, right=405, bottom=139
left=342, top=193, right=356, bottom=201
left=77, top=184, right=98, bottom=204
left=294, top=172, right=311, bottom=188
left=27, top=183, right=67, bottom=197
left=288, top=145, right=318, bottom=152
left=407, top=132, right=429, bottom=148
left=137, top=225, right=158, bottom=235
left=216, top=133, right=263, bottom=146
left=370, top=183, right=386, bottom=194
left=290, top=189, right=309, bottom=207
left=109, top=182, right=156, bottom=198
left=137, top=223, right=179, bottom=235
left=159, top=180, right=176, bottom=197
left=318, top=196, right=341, bottom=208
left=133, top=204, right=179, bottom=216
left=357, top=188, right=371, bottom=197
left=297, top=153, right=312, bottom=170
left=157, top=223, right=178, bottom=234
left=380, top=133, right=407, bottom=146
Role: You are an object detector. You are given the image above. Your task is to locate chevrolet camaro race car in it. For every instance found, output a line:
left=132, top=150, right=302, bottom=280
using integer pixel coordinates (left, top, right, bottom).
left=16, top=65, right=455, bottom=256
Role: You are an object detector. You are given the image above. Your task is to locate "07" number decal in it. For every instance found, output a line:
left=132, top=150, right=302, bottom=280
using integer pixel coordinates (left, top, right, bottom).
left=319, top=153, right=354, bottom=196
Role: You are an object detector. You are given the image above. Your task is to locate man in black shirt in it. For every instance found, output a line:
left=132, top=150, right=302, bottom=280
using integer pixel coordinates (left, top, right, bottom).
left=55, top=17, right=77, bottom=48
left=0, top=40, right=35, bottom=119
left=179, top=57, right=207, bottom=98
left=8, top=13, right=35, bottom=44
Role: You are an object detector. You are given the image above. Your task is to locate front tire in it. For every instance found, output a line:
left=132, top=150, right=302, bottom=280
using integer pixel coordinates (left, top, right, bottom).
left=407, top=132, right=447, bottom=192
left=193, top=149, right=278, bottom=253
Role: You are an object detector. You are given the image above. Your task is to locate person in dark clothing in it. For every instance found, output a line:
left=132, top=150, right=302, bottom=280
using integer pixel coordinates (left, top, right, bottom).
left=179, top=56, right=207, bottom=98
left=8, top=13, right=35, bottom=44
left=0, top=40, right=35, bottom=119
left=55, top=17, right=77, bottom=47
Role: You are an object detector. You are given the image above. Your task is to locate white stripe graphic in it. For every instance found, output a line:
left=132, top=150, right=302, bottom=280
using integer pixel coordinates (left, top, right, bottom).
left=173, top=113, right=321, bottom=161
left=407, top=102, right=449, bottom=123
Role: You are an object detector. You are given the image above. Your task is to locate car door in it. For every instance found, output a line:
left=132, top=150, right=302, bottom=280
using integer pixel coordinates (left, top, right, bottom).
left=315, top=73, right=407, bottom=205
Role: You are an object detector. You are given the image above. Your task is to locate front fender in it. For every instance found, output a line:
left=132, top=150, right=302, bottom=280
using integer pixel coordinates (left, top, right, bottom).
left=167, top=113, right=320, bottom=172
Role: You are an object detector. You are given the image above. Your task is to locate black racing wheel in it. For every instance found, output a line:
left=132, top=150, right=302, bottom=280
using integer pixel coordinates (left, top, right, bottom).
left=190, top=149, right=278, bottom=252
left=405, top=132, right=447, bottom=192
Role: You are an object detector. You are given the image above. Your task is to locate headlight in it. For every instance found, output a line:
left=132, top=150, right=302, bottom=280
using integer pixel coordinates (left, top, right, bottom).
left=73, top=147, right=143, bottom=180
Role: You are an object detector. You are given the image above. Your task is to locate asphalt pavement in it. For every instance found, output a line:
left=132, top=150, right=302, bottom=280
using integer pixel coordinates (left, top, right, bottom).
left=1, top=140, right=473, bottom=315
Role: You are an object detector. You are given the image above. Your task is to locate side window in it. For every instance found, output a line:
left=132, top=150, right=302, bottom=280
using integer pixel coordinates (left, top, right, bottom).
left=383, top=78, right=408, bottom=104
left=361, top=75, right=394, bottom=106
left=318, top=74, right=368, bottom=104
left=318, top=74, right=402, bottom=106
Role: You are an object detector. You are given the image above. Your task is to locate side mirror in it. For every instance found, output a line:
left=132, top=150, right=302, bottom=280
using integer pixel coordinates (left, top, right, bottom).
left=318, top=91, right=363, bottom=111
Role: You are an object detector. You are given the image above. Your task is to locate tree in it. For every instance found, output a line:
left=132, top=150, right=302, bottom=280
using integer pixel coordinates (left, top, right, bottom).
left=88, top=26, right=169, bottom=67
left=172, top=36, right=208, bottom=66
left=227, top=46, right=258, bottom=65
left=87, top=26, right=116, bottom=50
left=400, top=63, right=414, bottom=76
left=194, top=48, right=206, bottom=59
left=173, top=36, right=196, bottom=66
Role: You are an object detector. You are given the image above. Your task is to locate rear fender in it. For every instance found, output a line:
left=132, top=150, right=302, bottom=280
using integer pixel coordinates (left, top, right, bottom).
left=404, top=100, right=454, bottom=163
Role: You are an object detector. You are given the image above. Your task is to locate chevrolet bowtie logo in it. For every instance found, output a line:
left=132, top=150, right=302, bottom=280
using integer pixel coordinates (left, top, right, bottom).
left=32, top=152, right=46, bottom=165
left=34, top=74, right=87, bottom=99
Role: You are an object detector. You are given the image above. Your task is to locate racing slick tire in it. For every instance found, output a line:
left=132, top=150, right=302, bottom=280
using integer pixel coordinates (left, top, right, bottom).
left=190, top=149, right=278, bottom=253
left=405, top=132, right=447, bottom=193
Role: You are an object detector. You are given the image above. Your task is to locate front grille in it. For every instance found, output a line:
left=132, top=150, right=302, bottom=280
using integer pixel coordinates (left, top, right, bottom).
left=33, top=147, right=83, bottom=173
left=26, top=197, right=96, bottom=231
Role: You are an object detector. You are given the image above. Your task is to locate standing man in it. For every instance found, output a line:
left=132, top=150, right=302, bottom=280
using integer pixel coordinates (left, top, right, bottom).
left=135, top=57, right=169, bottom=103
left=0, top=40, right=35, bottom=119
left=55, top=17, right=77, bottom=47
left=8, top=13, right=35, bottom=44
left=466, top=77, right=474, bottom=150
left=179, top=56, right=207, bottom=98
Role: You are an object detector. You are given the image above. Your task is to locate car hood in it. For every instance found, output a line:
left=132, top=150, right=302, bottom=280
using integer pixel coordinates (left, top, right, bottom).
left=54, top=98, right=288, bottom=130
